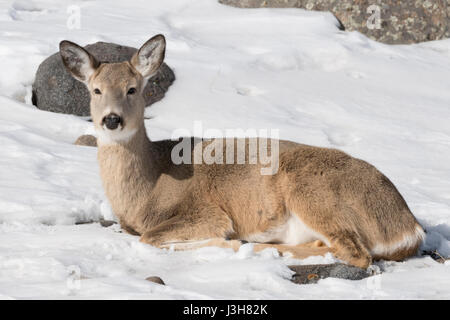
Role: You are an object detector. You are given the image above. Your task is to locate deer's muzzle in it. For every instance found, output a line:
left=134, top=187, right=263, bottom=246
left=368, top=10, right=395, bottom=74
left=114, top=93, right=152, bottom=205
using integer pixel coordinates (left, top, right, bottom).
left=102, top=113, right=122, bottom=130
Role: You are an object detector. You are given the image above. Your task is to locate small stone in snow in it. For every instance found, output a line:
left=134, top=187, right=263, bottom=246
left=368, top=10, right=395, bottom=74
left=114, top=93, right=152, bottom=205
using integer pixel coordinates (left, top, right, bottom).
left=74, top=134, right=97, bottom=147
left=145, top=276, right=165, bottom=285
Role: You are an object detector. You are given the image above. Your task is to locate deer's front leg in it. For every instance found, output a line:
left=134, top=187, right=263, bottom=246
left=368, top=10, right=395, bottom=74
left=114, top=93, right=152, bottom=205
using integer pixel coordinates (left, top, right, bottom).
left=139, top=207, right=236, bottom=248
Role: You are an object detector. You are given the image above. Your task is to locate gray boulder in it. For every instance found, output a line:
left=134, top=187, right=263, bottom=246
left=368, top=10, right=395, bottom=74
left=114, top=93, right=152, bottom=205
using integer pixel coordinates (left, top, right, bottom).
left=219, top=0, right=450, bottom=44
left=32, top=42, right=175, bottom=116
left=289, top=263, right=371, bottom=284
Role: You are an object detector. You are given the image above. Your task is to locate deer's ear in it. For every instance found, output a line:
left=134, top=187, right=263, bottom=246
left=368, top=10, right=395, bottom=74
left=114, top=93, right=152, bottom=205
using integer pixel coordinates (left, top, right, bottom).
left=59, top=40, right=99, bottom=84
left=131, top=34, right=165, bottom=80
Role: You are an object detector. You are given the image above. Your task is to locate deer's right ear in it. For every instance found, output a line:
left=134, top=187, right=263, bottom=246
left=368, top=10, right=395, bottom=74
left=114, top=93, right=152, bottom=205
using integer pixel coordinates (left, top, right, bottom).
left=131, top=34, right=166, bottom=80
left=59, top=40, right=99, bottom=84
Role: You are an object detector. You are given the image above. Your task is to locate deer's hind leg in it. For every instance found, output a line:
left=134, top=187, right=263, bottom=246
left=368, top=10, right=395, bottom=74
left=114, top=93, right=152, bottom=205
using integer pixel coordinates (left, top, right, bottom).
left=289, top=208, right=373, bottom=269
left=287, top=197, right=372, bottom=268
left=254, top=241, right=334, bottom=259
left=326, top=230, right=372, bottom=269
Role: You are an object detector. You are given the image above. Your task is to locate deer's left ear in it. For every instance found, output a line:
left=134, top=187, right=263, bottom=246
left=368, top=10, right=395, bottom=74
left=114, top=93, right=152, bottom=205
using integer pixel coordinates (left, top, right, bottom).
left=59, top=40, right=99, bottom=84
left=131, top=34, right=166, bottom=80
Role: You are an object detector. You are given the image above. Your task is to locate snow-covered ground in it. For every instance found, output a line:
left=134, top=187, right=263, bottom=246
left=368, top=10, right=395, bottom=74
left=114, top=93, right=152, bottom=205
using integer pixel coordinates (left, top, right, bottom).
left=0, top=0, right=449, bottom=299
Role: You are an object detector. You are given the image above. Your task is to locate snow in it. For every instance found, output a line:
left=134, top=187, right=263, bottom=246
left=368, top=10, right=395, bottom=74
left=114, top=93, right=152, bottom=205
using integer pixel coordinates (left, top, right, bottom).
left=0, top=0, right=449, bottom=299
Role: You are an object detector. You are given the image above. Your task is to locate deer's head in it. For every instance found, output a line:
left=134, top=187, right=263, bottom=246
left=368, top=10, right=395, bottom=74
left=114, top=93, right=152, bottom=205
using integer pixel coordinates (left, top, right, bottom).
left=59, top=35, right=166, bottom=144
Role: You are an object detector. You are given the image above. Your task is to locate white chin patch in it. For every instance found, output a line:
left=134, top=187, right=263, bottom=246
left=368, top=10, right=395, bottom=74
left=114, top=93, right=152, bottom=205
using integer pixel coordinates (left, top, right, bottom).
left=96, top=124, right=137, bottom=145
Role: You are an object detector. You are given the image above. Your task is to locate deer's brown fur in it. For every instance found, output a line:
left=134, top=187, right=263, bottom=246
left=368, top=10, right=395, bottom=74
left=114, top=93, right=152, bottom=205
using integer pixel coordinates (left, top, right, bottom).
left=60, top=35, right=424, bottom=268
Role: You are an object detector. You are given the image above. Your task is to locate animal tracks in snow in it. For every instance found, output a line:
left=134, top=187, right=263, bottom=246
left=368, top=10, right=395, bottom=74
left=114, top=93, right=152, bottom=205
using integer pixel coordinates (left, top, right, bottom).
left=235, top=84, right=265, bottom=97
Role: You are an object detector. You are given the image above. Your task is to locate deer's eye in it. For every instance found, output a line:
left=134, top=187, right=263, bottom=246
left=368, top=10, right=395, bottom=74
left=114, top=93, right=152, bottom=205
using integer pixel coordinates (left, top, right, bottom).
left=127, top=87, right=136, bottom=95
left=94, top=88, right=101, bottom=95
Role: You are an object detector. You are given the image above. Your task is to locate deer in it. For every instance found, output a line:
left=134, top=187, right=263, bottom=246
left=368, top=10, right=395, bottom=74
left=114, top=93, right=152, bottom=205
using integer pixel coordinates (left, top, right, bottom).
left=59, top=34, right=425, bottom=269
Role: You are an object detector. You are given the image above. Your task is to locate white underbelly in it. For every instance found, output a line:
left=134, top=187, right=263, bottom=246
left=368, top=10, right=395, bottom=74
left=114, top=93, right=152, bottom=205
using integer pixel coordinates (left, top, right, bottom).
left=244, top=212, right=330, bottom=246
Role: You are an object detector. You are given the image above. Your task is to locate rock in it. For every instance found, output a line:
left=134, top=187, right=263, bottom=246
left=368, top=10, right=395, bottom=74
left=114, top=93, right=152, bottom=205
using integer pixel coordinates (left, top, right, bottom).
left=99, top=219, right=116, bottom=228
left=289, top=263, right=371, bottom=284
left=422, top=250, right=447, bottom=264
left=32, top=42, right=175, bottom=116
left=74, top=134, right=97, bottom=147
left=145, top=276, right=165, bottom=285
left=219, top=0, right=450, bottom=44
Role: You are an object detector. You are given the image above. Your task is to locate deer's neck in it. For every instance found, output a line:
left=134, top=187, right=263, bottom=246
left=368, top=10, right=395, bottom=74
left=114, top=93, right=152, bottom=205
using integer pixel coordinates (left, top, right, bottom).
left=97, top=125, right=160, bottom=232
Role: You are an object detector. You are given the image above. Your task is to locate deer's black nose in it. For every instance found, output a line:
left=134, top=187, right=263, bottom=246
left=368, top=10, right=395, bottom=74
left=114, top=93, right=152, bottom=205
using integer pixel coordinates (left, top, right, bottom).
left=102, top=113, right=122, bottom=130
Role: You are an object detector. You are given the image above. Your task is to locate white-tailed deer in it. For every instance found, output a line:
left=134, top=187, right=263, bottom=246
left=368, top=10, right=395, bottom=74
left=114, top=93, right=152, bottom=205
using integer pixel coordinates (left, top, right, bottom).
left=60, top=35, right=424, bottom=268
